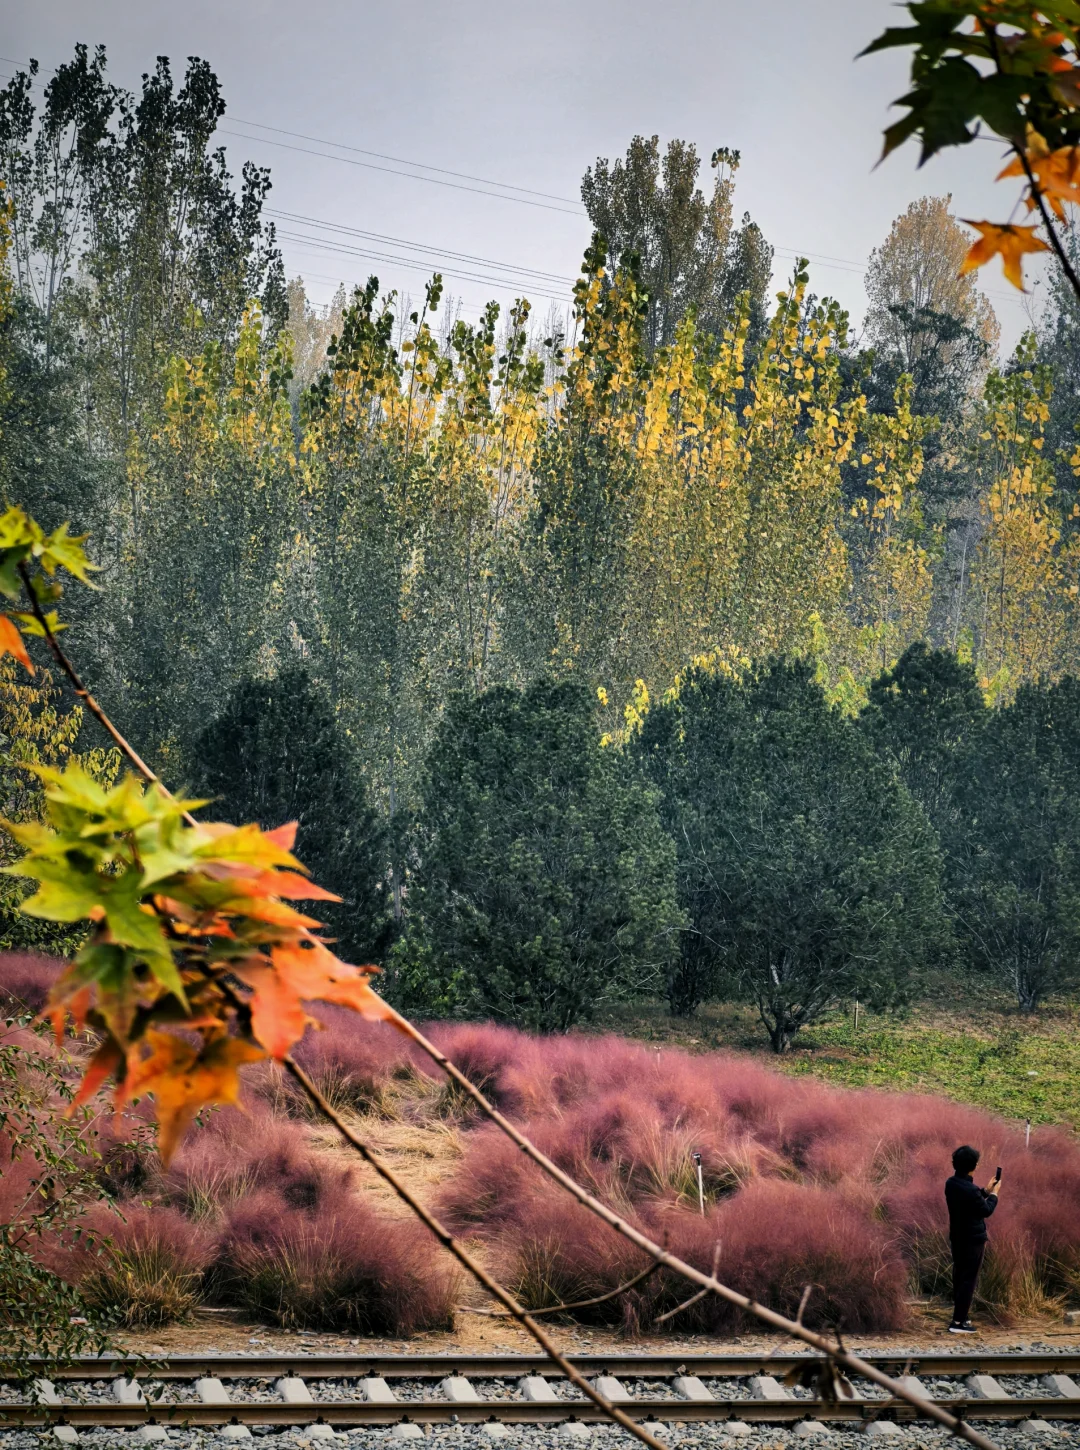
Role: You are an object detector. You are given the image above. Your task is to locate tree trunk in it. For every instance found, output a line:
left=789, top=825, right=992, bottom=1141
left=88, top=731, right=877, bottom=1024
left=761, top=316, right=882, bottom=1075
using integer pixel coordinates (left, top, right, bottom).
left=767, top=1018, right=794, bottom=1053
left=1016, top=978, right=1041, bottom=1013
left=666, top=952, right=703, bottom=1018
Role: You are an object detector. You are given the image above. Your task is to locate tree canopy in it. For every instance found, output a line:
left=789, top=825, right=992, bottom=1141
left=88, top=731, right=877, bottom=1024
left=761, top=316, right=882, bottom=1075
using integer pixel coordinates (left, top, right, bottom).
left=395, top=679, right=681, bottom=1031
left=637, top=659, right=945, bottom=1047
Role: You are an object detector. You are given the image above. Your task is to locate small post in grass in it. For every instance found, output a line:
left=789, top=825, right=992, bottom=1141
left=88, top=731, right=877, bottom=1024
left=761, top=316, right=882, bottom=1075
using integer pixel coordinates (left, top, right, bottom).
left=853, top=998, right=860, bottom=1037
left=692, top=1151, right=704, bottom=1216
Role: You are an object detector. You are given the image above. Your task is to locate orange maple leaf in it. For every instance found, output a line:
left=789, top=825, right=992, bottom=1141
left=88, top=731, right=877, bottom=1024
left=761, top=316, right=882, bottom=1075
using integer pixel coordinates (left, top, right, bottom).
left=43, top=984, right=92, bottom=1046
left=959, top=221, right=1050, bottom=290
left=198, top=863, right=340, bottom=902
left=119, top=1029, right=265, bottom=1163
left=264, top=822, right=298, bottom=850
left=998, top=145, right=1080, bottom=219
left=217, top=894, right=323, bottom=929
left=233, top=959, right=314, bottom=1060
left=69, top=1035, right=124, bottom=1111
left=233, top=942, right=398, bottom=1061
left=0, top=615, right=33, bottom=674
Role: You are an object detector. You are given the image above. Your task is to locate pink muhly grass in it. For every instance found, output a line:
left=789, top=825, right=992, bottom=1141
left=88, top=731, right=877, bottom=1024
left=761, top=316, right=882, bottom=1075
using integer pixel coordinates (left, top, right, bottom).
left=500, top=1188, right=656, bottom=1333
left=213, top=1182, right=461, bottom=1334
left=265, top=1007, right=418, bottom=1115
left=434, top=1025, right=1080, bottom=1330
left=73, top=1201, right=218, bottom=1326
left=0, top=951, right=63, bottom=1016
left=494, top=1175, right=908, bottom=1335
left=164, top=1105, right=351, bottom=1218
left=662, top=1179, right=910, bottom=1333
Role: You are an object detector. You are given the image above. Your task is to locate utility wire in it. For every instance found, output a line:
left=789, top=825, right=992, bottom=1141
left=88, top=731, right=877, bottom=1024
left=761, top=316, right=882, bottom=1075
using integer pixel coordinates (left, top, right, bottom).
left=0, top=55, right=1026, bottom=306
left=230, top=115, right=582, bottom=207
left=218, top=127, right=584, bottom=217
left=275, top=233, right=571, bottom=304
left=268, top=208, right=577, bottom=285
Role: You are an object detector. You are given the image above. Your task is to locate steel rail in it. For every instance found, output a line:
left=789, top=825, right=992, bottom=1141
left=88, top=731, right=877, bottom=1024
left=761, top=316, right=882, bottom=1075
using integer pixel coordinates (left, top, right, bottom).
left=3, top=1398, right=1080, bottom=1431
left=20, top=1350, right=1080, bottom=1380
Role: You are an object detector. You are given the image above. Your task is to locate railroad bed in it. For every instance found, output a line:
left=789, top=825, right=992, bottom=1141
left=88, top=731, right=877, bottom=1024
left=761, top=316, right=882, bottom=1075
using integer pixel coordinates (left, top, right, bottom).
left=4, top=1354, right=1080, bottom=1444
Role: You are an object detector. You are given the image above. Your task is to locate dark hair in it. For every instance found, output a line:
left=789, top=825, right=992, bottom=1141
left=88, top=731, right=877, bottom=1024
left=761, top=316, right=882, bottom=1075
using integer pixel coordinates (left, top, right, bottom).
left=952, top=1144, right=980, bottom=1174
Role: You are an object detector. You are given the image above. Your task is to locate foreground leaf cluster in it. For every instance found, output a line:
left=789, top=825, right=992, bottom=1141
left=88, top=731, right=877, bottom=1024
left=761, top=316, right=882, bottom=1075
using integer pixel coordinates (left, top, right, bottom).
left=10, top=763, right=394, bottom=1161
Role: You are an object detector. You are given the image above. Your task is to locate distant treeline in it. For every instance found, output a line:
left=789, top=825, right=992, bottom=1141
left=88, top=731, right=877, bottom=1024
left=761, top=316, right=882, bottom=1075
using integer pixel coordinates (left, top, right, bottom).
left=4, top=50, right=1080, bottom=1043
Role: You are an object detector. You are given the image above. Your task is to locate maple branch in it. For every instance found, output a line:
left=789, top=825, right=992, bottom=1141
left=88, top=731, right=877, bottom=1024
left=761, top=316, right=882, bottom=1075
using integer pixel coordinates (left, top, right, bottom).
left=458, top=1259, right=661, bottom=1318
left=280, top=1054, right=667, bottom=1450
left=1012, top=144, right=1080, bottom=303
left=14, top=562, right=197, bottom=827
left=384, top=1010, right=999, bottom=1450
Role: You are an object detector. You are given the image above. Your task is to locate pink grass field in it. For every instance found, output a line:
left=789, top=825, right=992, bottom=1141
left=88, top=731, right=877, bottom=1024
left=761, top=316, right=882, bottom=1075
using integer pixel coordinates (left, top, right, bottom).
left=4, top=953, right=1079, bottom=1334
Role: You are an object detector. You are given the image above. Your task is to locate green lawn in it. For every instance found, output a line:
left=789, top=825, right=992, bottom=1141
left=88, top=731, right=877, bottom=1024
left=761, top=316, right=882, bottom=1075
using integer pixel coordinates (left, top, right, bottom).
left=594, top=981, right=1080, bottom=1128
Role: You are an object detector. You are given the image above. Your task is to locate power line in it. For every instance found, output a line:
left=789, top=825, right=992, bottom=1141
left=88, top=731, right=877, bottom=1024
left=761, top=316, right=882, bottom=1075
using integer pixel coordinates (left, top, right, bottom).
left=218, top=127, right=584, bottom=217
left=0, top=54, right=1027, bottom=308
left=231, top=116, right=582, bottom=208
left=267, top=209, right=577, bottom=286
left=275, top=234, right=571, bottom=304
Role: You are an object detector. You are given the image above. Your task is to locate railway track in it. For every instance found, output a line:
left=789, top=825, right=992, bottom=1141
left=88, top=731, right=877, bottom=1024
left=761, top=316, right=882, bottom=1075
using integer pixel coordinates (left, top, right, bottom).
left=4, top=1352, right=1080, bottom=1441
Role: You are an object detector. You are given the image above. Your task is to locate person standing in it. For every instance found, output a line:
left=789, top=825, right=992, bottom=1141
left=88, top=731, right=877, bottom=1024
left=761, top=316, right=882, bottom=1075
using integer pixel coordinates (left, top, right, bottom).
left=944, top=1144, right=1000, bottom=1334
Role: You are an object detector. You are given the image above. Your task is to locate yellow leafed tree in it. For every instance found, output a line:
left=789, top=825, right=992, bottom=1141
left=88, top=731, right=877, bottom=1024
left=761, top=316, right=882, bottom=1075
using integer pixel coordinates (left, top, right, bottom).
left=969, top=336, right=1080, bottom=700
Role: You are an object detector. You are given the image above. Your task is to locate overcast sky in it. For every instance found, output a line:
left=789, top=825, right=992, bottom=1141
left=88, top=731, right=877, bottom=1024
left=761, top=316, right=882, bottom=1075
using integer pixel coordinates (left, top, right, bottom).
left=4, top=0, right=1051, bottom=350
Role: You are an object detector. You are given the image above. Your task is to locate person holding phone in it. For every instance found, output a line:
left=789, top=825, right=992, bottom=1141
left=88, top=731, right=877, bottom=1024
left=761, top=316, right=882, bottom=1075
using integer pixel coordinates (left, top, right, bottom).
left=944, top=1145, right=1001, bottom=1333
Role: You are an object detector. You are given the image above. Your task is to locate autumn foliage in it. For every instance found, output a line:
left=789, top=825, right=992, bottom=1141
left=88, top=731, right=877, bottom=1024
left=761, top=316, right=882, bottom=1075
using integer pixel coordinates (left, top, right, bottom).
left=866, top=3, right=1080, bottom=294
left=11, top=765, right=399, bottom=1161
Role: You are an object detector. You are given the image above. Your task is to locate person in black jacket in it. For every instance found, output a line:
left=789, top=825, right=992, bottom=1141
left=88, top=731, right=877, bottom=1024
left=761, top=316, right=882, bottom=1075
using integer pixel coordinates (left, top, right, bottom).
left=944, top=1144, right=1000, bottom=1333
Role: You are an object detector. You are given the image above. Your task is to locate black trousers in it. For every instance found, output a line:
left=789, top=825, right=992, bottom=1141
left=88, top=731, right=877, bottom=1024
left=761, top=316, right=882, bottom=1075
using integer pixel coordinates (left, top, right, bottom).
left=951, top=1240, right=986, bottom=1323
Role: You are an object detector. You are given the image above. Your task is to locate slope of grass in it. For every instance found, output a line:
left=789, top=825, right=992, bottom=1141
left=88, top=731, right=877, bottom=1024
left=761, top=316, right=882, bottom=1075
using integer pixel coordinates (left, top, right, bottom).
left=594, top=977, right=1080, bottom=1128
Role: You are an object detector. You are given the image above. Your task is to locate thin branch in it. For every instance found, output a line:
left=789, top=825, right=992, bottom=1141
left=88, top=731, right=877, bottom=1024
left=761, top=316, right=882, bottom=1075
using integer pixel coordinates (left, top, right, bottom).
left=281, top=1055, right=667, bottom=1450
left=654, top=1243, right=721, bottom=1325
left=15, top=563, right=198, bottom=828
left=1012, top=145, right=1080, bottom=303
left=460, top=1260, right=661, bottom=1318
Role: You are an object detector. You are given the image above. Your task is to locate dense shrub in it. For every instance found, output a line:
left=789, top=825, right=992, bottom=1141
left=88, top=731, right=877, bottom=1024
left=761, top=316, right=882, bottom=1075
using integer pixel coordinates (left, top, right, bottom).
left=77, top=1203, right=216, bottom=1327
left=214, top=1182, right=460, bottom=1334
left=191, top=668, right=393, bottom=965
left=635, top=659, right=945, bottom=1036
left=394, top=679, right=682, bottom=1031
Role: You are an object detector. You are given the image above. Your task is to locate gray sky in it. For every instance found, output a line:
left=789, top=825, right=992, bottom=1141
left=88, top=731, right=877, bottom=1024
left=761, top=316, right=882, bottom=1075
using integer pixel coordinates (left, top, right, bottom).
left=4, top=0, right=1048, bottom=350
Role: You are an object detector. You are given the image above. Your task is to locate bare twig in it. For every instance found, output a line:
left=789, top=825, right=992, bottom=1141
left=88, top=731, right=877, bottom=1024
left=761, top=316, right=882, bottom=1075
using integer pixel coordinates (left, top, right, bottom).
left=281, top=1056, right=667, bottom=1450
left=654, top=1243, right=721, bottom=1324
left=980, top=19, right=1080, bottom=305
left=14, top=563, right=197, bottom=827
left=1013, top=145, right=1080, bottom=302
left=460, top=1260, right=661, bottom=1318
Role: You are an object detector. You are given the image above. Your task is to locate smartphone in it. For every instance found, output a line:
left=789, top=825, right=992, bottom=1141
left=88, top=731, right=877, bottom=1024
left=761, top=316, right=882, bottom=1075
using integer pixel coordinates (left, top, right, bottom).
left=995, top=1166, right=1002, bottom=1181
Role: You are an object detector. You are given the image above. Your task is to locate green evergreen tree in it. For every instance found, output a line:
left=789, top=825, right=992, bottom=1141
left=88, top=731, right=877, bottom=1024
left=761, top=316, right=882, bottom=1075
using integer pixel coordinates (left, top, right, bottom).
left=637, top=659, right=944, bottom=1047
left=861, top=642, right=987, bottom=844
left=192, top=668, right=391, bottom=964
left=954, top=676, right=1080, bottom=1011
left=395, top=679, right=681, bottom=1031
